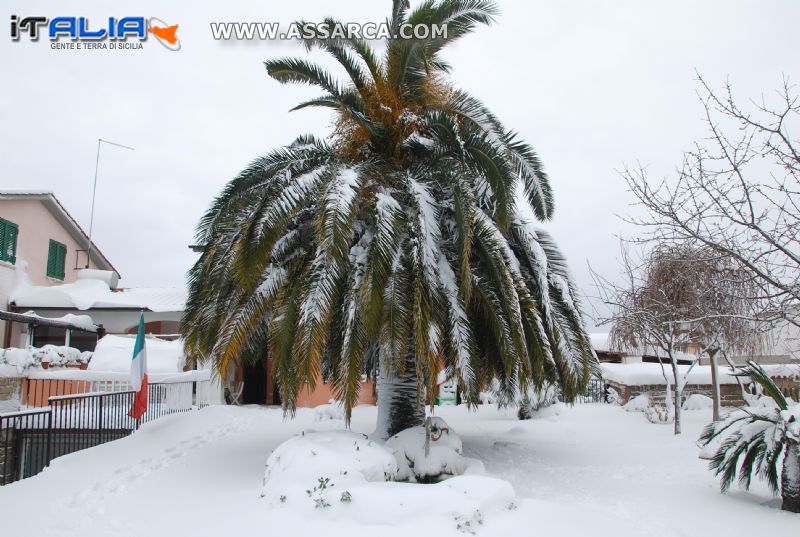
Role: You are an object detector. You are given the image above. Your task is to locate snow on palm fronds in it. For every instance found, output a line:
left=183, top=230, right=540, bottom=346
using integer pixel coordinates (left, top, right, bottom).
left=700, top=361, right=800, bottom=512
left=183, top=0, right=595, bottom=428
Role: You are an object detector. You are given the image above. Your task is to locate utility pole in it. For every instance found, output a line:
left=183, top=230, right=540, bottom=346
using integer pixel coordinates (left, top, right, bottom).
left=86, top=138, right=134, bottom=268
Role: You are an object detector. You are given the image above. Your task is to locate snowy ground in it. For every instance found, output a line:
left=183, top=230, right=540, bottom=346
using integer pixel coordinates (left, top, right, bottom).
left=0, top=403, right=796, bottom=536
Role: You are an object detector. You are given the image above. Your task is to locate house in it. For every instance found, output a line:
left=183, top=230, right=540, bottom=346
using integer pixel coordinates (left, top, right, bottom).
left=0, top=190, right=118, bottom=346
left=8, top=273, right=186, bottom=344
left=590, top=332, right=800, bottom=405
left=0, top=189, right=184, bottom=348
left=0, top=189, right=224, bottom=412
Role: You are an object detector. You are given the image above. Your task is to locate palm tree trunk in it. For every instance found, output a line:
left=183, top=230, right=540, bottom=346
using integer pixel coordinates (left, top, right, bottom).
left=782, top=440, right=800, bottom=513
left=518, top=393, right=532, bottom=420
left=374, top=350, right=425, bottom=441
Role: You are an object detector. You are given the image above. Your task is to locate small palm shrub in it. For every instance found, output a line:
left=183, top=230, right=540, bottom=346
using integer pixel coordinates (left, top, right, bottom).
left=699, top=362, right=800, bottom=513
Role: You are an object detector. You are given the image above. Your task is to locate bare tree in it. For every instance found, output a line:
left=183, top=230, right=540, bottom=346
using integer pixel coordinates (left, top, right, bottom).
left=622, top=75, right=800, bottom=330
left=595, top=243, right=761, bottom=432
left=596, top=244, right=696, bottom=434
left=647, top=244, right=761, bottom=420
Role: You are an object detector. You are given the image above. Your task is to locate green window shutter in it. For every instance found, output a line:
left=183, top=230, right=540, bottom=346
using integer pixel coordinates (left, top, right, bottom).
left=47, top=239, right=67, bottom=280
left=0, top=220, right=6, bottom=262
left=46, top=241, right=55, bottom=277
left=58, top=242, right=66, bottom=279
left=0, top=218, right=18, bottom=264
left=7, top=222, right=17, bottom=264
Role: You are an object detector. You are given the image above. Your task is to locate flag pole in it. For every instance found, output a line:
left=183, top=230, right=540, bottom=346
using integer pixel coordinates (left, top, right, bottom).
left=137, top=307, right=144, bottom=431
left=129, top=310, right=148, bottom=430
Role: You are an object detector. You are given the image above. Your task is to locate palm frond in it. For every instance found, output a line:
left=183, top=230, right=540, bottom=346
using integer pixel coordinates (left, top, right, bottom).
left=265, top=57, right=343, bottom=96
left=736, top=361, right=789, bottom=410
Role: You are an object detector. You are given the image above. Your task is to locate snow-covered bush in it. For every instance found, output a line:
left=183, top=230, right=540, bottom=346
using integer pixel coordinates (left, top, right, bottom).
left=479, top=378, right=509, bottom=407
left=517, top=382, right=560, bottom=419
left=34, top=345, right=91, bottom=367
left=386, top=417, right=480, bottom=482
left=645, top=404, right=674, bottom=424
left=606, top=387, right=622, bottom=405
left=260, top=424, right=515, bottom=527
left=478, top=390, right=496, bottom=405
left=530, top=383, right=559, bottom=409
left=261, top=430, right=397, bottom=506
left=313, top=400, right=345, bottom=422
left=0, top=347, right=36, bottom=372
left=0, top=345, right=91, bottom=373
left=682, top=393, right=713, bottom=411
left=623, top=393, right=650, bottom=412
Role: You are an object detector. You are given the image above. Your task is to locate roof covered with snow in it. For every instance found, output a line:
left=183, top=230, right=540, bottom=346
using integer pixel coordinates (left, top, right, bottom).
left=87, top=334, right=185, bottom=374
left=600, top=362, right=800, bottom=386
left=0, top=310, right=98, bottom=332
left=589, top=333, right=697, bottom=362
left=590, top=333, right=614, bottom=353
left=10, top=275, right=186, bottom=312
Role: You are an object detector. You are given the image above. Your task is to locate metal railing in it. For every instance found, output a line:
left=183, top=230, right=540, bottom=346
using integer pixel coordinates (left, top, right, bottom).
left=574, top=377, right=609, bottom=404
left=0, top=380, right=209, bottom=486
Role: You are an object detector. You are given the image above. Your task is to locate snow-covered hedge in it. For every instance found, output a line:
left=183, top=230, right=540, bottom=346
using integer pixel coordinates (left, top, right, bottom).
left=262, top=418, right=482, bottom=502
left=623, top=393, right=650, bottom=412
left=645, top=404, right=674, bottom=424
left=0, top=345, right=91, bottom=374
left=260, top=423, right=513, bottom=525
left=606, top=386, right=622, bottom=405
left=313, top=401, right=345, bottom=422
left=261, top=430, right=398, bottom=506
left=682, top=393, right=713, bottom=411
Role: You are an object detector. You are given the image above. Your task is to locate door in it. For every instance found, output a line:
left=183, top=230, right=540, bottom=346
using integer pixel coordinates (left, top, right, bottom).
left=241, top=362, right=267, bottom=405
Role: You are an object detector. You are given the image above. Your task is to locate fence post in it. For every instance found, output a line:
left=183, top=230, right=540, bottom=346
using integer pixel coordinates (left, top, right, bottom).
left=99, top=396, right=104, bottom=443
left=45, top=409, right=52, bottom=469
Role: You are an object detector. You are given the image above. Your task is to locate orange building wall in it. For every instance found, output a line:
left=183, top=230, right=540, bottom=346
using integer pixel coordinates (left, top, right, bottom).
left=295, top=375, right=377, bottom=407
left=263, top=355, right=377, bottom=407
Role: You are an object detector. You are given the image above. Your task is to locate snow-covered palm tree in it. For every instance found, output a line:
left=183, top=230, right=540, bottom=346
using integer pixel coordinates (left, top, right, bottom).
left=183, top=0, right=595, bottom=438
left=700, top=362, right=800, bottom=513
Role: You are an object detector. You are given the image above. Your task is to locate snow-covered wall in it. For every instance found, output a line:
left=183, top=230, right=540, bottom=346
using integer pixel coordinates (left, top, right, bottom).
left=88, top=334, right=184, bottom=374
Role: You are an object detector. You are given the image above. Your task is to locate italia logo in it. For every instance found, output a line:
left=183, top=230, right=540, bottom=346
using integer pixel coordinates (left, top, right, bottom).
left=10, top=15, right=181, bottom=51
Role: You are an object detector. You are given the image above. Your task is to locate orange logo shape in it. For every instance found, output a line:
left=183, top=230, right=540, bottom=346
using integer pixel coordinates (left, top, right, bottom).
left=148, top=24, right=178, bottom=45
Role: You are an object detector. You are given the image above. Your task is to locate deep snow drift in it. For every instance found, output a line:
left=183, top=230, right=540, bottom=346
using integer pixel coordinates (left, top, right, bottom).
left=0, top=403, right=796, bottom=536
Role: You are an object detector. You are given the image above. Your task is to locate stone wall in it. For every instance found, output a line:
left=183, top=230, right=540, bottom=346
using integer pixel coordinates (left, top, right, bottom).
left=607, top=380, right=747, bottom=407
left=0, top=377, right=22, bottom=413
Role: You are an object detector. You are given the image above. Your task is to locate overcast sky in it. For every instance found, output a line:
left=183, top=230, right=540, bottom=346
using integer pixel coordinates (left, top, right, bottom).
left=2, top=0, right=799, bottom=329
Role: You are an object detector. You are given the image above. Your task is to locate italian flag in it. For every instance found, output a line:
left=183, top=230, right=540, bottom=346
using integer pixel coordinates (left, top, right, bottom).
left=128, top=313, right=148, bottom=420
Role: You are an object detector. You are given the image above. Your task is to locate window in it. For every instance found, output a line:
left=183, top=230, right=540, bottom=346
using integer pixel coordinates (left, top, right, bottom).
left=32, top=326, right=98, bottom=352
left=32, top=325, right=67, bottom=348
left=0, top=218, right=18, bottom=264
left=46, top=239, right=67, bottom=280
